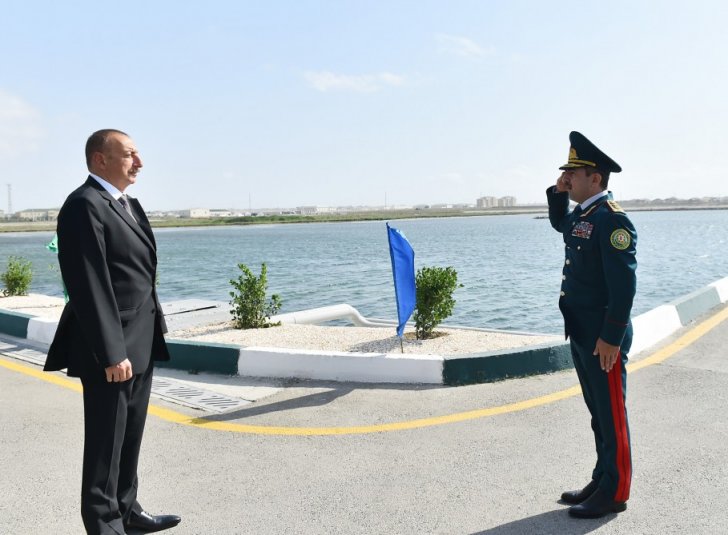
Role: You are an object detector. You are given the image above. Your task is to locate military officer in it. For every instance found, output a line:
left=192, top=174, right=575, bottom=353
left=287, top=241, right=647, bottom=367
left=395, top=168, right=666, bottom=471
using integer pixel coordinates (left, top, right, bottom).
left=546, top=131, right=637, bottom=519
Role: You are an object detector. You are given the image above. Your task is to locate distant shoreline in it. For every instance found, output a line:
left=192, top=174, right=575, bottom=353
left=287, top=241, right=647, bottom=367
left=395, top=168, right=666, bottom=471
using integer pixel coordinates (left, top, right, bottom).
left=2, top=204, right=728, bottom=233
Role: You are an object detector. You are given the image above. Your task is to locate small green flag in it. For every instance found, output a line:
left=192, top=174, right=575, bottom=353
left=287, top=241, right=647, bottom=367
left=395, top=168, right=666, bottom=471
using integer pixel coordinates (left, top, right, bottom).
left=46, top=233, right=68, bottom=303
left=46, top=233, right=59, bottom=254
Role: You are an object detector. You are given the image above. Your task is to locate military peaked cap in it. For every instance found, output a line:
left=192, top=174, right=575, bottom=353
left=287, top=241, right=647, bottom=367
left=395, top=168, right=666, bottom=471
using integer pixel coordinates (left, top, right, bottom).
left=559, top=131, right=622, bottom=173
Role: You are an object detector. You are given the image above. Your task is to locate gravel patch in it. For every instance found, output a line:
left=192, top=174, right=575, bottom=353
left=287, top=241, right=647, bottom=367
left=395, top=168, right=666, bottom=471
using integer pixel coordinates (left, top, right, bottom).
left=0, top=294, right=65, bottom=319
left=169, top=321, right=559, bottom=356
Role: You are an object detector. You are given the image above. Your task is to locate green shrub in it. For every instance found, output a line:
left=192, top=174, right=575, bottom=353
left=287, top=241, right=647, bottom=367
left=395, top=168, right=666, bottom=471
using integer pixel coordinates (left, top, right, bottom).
left=229, top=263, right=282, bottom=329
left=414, top=266, right=462, bottom=339
left=1, top=256, right=33, bottom=296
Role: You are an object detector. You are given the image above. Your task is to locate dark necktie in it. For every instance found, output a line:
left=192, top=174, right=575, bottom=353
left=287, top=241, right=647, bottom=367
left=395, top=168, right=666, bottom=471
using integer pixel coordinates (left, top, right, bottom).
left=119, top=194, right=136, bottom=222
left=572, top=204, right=583, bottom=218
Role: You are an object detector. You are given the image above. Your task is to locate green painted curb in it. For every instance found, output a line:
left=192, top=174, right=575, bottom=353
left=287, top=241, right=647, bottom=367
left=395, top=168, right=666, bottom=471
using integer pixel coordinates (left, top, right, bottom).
left=158, top=339, right=240, bottom=375
left=0, top=309, right=32, bottom=338
left=442, top=342, right=572, bottom=385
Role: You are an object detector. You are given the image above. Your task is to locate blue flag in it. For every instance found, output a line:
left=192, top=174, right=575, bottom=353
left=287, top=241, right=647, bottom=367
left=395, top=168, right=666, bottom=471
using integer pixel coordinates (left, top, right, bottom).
left=386, top=223, right=416, bottom=337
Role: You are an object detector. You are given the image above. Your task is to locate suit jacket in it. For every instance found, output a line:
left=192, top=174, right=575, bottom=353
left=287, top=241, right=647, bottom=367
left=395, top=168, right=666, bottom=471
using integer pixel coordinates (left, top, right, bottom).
left=45, top=177, right=170, bottom=377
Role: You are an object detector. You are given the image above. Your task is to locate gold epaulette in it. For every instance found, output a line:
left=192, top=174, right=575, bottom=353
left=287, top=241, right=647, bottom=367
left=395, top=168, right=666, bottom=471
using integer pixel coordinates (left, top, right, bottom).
left=606, top=200, right=625, bottom=213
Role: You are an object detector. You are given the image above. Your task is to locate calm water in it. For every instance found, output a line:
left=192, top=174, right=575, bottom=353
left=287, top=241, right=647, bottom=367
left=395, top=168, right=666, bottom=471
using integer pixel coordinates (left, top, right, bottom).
left=2, top=210, right=727, bottom=334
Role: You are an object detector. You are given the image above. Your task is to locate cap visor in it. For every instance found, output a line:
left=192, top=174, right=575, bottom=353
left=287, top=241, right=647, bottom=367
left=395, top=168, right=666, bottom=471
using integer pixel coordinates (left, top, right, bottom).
left=559, top=163, right=587, bottom=170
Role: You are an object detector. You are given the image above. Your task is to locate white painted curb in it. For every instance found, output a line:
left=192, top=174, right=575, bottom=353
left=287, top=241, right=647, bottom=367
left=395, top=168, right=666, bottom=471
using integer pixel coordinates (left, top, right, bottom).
left=239, top=347, right=444, bottom=384
left=26, top=317, right=60, bottom=346
left=629, top=305, right=682, bottom=356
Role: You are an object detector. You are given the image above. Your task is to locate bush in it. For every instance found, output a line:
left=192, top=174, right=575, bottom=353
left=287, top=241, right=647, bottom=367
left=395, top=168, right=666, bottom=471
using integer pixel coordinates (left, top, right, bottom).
left=229, top=263, right=282, bottom=329
left=1, top=256, right=33, bottom=296
left=413, top=266, right=462, bottom=339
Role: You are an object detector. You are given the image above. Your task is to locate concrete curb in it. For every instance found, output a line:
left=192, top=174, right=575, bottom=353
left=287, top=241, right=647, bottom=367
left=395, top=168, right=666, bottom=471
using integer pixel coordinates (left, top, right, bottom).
left=443, top=341, right=573, bottom=386
left=2, top=275, right=727, bottom=385
left=239, top=347, right=444, bottom=384
left=158, top=340, right=241, bottom=376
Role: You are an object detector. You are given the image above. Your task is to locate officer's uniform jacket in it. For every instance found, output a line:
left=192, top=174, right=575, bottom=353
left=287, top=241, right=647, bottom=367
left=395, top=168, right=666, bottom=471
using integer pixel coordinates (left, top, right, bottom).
left=547, top=187, right=637, bottom=347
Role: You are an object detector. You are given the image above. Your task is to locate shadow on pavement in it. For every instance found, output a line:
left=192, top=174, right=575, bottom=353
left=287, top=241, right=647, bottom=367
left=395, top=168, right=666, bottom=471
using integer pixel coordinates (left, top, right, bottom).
left=471, top=508, right=616, bottom=534
left=201, top=386, right=357, bottom=421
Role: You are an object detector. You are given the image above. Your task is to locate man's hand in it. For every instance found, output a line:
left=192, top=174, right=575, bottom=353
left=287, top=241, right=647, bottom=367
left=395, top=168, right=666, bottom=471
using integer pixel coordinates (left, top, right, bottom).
left=556, top=172, right=571, bottom=192
left=105, top=359, right=133, bottom=382
left=593, top=339, right=620, bottom=373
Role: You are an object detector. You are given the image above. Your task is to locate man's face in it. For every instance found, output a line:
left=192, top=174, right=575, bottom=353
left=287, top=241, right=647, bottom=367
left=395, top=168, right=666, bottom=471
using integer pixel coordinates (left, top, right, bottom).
left=560, top=167, right=599, bottom=204
left=96, top=133, right=143, bottom=191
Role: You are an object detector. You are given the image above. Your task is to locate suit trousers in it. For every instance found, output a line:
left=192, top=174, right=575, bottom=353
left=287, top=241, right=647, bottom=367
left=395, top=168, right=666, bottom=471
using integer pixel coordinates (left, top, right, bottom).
left=80, top=363, right=153, bottom=535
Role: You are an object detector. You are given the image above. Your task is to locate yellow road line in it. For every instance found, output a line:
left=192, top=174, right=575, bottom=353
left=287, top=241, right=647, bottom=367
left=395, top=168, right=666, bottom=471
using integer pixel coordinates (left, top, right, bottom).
left=0, top=357, right=83, bottom=393
left=2, top=305, right=727, bottom=436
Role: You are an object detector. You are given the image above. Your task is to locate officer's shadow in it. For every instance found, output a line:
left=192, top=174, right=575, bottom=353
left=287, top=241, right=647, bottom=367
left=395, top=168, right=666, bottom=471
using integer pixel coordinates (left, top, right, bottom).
left=470, top=507, right=616, bottom=535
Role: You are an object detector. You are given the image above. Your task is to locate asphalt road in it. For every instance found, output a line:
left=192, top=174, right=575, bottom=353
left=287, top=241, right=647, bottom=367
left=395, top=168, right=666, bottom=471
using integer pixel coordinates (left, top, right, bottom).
left=1, top=305, right=727, bottom=535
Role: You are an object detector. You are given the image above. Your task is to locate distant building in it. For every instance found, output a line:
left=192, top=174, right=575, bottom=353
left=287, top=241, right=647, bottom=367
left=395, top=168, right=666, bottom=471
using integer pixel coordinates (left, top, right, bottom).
left=498, top=196, right=517, bottom=207
left=297, top=206, right=318, bottom=215
left=476, top=196, right=498, bottom=208
left=17, top=209, right=59, bottom=221
left=209, top=209, right=232, bottom=218
left=181, top=208, right=210, bottom=218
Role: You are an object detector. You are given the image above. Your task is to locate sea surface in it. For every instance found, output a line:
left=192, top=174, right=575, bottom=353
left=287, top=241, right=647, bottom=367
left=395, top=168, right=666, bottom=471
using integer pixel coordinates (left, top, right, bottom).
left=1, top=210, right=727, bottom=335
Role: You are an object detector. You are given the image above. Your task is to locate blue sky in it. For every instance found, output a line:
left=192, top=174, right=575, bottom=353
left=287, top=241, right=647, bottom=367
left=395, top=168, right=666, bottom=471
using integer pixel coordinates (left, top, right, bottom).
left=2, top=1, right=726, bottom=211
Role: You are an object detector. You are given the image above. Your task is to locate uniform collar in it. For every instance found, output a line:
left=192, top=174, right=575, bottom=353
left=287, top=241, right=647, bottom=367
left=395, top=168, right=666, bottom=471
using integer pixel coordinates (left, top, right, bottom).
left=577, top=190, right=608, bottom=211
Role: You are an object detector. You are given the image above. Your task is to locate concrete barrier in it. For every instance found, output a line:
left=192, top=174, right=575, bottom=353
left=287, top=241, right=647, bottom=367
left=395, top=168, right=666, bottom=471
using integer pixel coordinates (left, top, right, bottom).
left=629, top=305, right=683, bottom=356
left=26, top=317, right=60, bottom=346
left=2, top=276, right=728, bottom=385
left=157, top=339, right=241, bottom=375
left=673, top=286, right=721, bottom=325
left=239, top=347, right=443, bottom=384
left=443, top=341, right=572, bottom=385
left=0, top=309, right=31, bottom=338
left=709, top=277, right=728, bottom=303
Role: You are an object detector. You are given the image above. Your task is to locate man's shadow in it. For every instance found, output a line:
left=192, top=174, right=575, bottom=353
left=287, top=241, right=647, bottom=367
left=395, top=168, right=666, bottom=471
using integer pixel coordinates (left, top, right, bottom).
left=201, top=385, right=356, bottom=421
left=199, top=381, right=441, bottom=422
left=471, top=507, right=617, bottom=535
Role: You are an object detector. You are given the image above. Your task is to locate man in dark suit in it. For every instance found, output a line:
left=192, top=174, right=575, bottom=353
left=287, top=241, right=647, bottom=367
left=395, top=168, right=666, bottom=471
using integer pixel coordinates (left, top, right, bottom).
left=547, top=131, right=637, bottom=519
left=45, top=129, right=181, bottom=534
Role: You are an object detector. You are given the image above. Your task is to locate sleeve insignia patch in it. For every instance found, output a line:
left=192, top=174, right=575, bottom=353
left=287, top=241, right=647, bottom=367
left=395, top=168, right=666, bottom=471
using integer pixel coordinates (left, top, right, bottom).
left=610, top=228, right=631, bottom=250
left=607, top=200, right=625, bottom=213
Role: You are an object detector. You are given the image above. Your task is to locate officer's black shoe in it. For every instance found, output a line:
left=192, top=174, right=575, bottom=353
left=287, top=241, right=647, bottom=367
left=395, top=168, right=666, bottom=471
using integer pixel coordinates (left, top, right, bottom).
left=568, top=487, right=627, bottom=519
left=124, top=510, right=181, bottom=532
left=560, top=479, right=598, bottom=504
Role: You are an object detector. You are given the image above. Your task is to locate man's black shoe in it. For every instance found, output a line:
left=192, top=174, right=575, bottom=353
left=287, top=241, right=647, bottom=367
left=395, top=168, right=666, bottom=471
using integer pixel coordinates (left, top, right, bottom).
left=560, top=479, right=598, bottom=505
left=568, top=487, right=627, bottom=519
left=125, top=511, right=181, bottom=533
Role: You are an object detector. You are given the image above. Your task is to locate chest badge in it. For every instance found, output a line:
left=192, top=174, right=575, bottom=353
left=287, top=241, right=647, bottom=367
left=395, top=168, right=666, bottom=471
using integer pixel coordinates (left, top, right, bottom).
left=571, top=221, right=594, bottom=239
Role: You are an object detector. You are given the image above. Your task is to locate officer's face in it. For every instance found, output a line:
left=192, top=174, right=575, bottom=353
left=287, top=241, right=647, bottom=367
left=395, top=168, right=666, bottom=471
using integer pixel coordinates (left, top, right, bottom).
left=560, top=167, right=601, bottom=203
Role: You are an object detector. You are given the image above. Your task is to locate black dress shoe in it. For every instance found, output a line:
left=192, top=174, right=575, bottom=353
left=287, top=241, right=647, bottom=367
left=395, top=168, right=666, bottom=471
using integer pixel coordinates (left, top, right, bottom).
left=568, top=487, right=627, bottom=519
left=560, top=479, right=598, bottom=505
left=125, top=510, right=181, bottom=533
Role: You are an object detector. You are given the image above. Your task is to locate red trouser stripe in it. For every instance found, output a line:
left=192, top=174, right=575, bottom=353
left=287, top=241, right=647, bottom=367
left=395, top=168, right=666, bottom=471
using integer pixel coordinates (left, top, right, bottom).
left=608, top=355, right=631, bottom=501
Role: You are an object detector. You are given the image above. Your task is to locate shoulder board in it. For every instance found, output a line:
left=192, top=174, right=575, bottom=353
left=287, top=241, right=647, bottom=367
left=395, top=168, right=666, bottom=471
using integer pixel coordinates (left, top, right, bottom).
left=606, top=200, right=625, bottom=213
